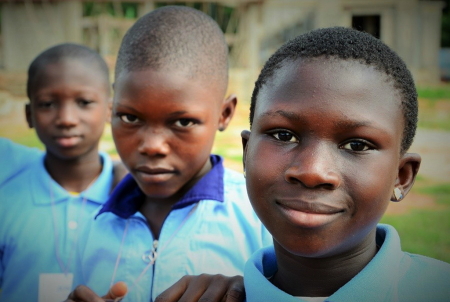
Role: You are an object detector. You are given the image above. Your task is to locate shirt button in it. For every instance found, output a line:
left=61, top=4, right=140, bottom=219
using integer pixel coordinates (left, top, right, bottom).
left=68, top=221, right=78, bottom=229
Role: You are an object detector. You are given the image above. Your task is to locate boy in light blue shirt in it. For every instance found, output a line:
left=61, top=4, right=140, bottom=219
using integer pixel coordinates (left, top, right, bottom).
left=241, top=27, right=450, bottom=301
left=0, top=44, right=126, bottom=302
left=67, top=6, right=271, bottom=302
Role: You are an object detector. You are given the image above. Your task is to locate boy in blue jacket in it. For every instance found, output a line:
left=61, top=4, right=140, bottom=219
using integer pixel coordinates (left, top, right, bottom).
left=67, top=6, right=271, bottom=302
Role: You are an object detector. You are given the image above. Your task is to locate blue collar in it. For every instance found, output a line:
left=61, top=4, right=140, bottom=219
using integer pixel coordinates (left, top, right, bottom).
left=97, top=155, right=224, bottom=219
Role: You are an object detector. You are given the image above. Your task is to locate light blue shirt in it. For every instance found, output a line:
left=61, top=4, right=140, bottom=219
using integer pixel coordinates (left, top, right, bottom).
left=76, top=155, right=272, bottom=301
left=0, top=152, right=114, bottom=302
left=0, top=138, right=41, bottom=185
left=244, top=224, right=450, bottom=302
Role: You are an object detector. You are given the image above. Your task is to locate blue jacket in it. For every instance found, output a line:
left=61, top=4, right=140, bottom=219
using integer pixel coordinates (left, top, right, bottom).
left=76, top=155, right=273, bottom=301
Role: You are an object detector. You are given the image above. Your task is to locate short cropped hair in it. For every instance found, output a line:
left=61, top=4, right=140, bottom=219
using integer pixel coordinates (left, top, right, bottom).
left=250, top=27, right=417, bottom=153
left=27, top=43, right=110, bottom=98
left=115, top=5, right=228, bottom=95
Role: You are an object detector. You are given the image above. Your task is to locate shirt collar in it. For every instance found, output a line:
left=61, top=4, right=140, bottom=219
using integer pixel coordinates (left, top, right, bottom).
left=245, top=224, right=404, bottom=302
left=31, top=152, right=113, bottom=205
left=97, top=154, right=224, bottom=219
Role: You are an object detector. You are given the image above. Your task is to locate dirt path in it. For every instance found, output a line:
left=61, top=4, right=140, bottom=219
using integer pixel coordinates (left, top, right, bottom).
left=409, top=128, right=450, bottom=182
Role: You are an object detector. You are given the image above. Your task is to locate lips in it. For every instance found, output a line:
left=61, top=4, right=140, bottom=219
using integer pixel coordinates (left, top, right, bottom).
left=54, top=135, right=82, bottom=147
left=134, top=166, right=176, bottom=183
left=276, top=198, right=345, bottom=228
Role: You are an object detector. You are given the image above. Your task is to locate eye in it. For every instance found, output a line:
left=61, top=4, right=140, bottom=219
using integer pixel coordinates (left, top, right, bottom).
left=341, top=140, right=372, bottom=152
left=174, top=119, right=196, bottom=128
left=272, top=131, right=299, bottom=142
left=37, top=100, right=54, bottom=109
left=78, top=99, right=93, bottom=107
left=118, top=114, right=139, bottom=124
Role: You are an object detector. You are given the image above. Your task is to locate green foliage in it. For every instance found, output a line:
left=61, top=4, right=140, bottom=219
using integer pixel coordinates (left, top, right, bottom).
left=83, top=2, right=138, bottom=19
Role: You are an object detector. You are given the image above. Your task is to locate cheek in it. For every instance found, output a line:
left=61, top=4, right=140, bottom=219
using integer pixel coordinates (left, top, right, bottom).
left=345, top=157, right=397, bottom=218
left=245, top=141, right=278, bottom=206
left=111, top=126, right=133, bottom=155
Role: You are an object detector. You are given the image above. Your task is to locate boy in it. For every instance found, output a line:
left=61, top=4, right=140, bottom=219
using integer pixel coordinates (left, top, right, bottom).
left=0, top=44, right=126, bottom=302
left=68, top=6, right=271, bottom=302
left=241, top=27, right=450, bottom=301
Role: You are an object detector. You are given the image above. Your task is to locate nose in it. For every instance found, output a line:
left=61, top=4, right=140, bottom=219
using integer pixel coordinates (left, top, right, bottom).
left=137, top=127, right=170, bottom=157
left=55, top=103, right=78, bottom=127
left=284, top=141, right=341, bottom=190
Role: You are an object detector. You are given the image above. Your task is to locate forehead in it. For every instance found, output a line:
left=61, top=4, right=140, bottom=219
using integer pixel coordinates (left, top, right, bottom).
left=30, top=59, right=108, bottom=93
left=113, top=68, right=223, bottom=106
left=258, top=58, right=401, bottom=113
left=254, top=58, right=403, bottom=137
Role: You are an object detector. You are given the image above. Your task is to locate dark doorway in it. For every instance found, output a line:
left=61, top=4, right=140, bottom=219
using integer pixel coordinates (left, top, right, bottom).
left=352, top=15, right=381, bottom=39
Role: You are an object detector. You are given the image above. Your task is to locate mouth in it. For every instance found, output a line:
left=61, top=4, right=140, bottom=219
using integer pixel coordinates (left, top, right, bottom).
left=134, top=166, right=176, bottom=183
left=54, top=135, right=82, bottom=147
left=276, top=198, right=345, bottom=228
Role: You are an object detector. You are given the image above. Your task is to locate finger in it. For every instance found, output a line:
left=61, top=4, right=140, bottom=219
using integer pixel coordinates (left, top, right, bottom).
left=178, top=274, right=228, bottom=302
left=102, top=281, right=128, bottom=301
left=222, top=276, right=245, bottom=302
left=66, top=285, right=104, bottom=302
left=154, top=275, right=191, bottom=302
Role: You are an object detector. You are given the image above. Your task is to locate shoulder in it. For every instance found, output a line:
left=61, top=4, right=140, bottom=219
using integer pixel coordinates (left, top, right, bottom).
left=401, top=252, right=450, bottom=276
left=0, top=137, right=41, bottom=158
left=396, top=252, right=450, bottom=300
left=222, top=167, right=253, bottom=210
left=0, top=139, right=42, bottom=185
left=223, top=167, right=247, bottom=195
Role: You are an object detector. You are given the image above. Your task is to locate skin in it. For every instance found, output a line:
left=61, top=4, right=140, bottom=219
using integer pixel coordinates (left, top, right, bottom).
left=242, top=58, right=421, bottom=297
left=26, top=58, right=111, bottom=192
left=112, top=67, right=236, bottom=238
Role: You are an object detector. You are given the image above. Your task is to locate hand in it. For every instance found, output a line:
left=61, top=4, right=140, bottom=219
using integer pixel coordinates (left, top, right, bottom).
left=155, top=274, right=245, bottom=302
left=65, top=281, right=128, bottom=302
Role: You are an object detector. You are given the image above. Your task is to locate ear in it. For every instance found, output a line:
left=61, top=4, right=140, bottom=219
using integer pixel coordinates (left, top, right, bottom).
left=392, top=152, right=421, bottom=201
left=25, top=103, right=33, bottom=128
left=241, top=130, right=251, bottom=173
left=218, top=94, right=237, bottom=131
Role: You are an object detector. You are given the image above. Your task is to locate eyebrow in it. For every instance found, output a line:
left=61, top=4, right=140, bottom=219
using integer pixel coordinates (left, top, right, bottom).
left=115, top=103, right=189, bottom=116
left=260, top=109, right=382, bottom=131
left=333, top=120, right=371, bottom=129
left=261, top=110, right=301, bottom=121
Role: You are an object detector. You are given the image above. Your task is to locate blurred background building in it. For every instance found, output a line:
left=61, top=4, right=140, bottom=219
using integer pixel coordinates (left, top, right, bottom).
left=0, top=0, right=447, bottom=96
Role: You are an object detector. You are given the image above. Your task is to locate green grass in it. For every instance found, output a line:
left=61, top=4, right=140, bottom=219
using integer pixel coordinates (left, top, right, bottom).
left=417, top=99, right=450, bottom=131
left=380, top=182, right=450, bottom=263
left=380, top=208, right=450, bottom=263
left=417, top=86, right=450, bottom=100
left=418, top=183, right=450, bottom=204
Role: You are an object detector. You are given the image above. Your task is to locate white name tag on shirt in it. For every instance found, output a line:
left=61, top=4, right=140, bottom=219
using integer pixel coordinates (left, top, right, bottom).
left=38, top=273, right=73, bottom=302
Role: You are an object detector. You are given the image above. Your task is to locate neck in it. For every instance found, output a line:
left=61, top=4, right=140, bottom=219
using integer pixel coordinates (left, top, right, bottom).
left=45, top=149, right=102, bottom=193
left=272, top=229, right=378, bottom=297
left=140, top=158, right=213, bottom=239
